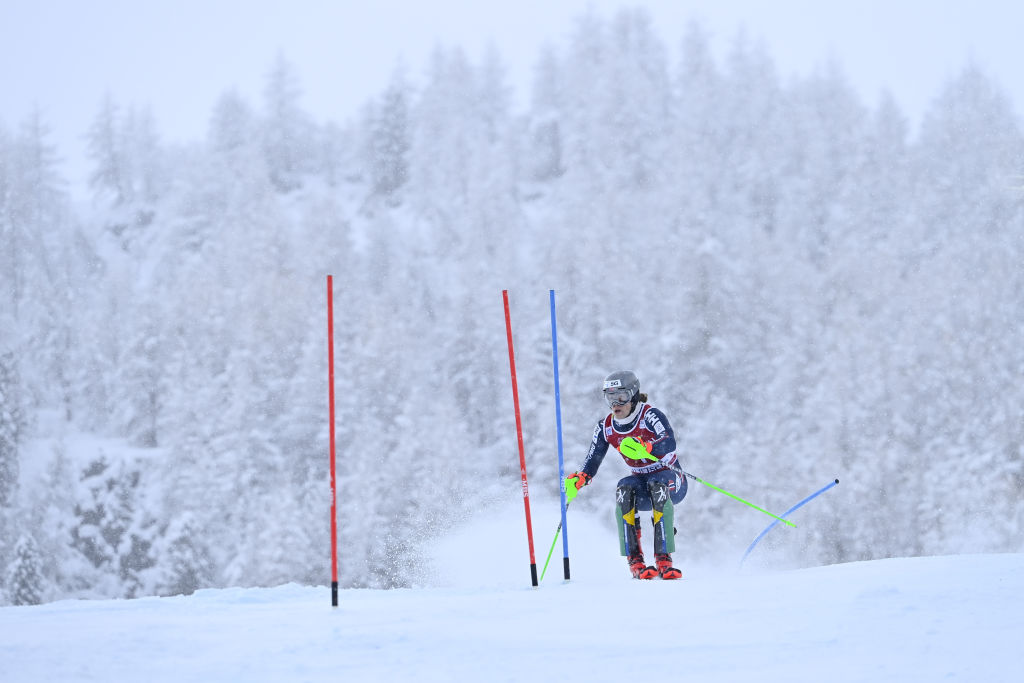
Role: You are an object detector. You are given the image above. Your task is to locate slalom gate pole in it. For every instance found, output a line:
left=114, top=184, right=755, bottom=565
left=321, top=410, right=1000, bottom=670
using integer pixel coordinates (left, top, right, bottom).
left=739, top=479, right=839, bottom=568
left=327, top=275, right=339, bottom=607
left=549, top=289, right=570, bottom=580
left=676, top=467, right=796, bottom=527
left=502, top=290, right=538, bottom=587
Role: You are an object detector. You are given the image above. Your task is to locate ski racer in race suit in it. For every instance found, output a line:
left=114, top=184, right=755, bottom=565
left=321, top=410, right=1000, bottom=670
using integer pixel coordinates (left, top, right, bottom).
left=566, top=370, right=687, bottom=580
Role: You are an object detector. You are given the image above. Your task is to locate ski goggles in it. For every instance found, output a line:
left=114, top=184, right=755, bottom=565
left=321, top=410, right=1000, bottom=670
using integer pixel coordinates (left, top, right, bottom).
left=603, top=387, right=633, bottom=407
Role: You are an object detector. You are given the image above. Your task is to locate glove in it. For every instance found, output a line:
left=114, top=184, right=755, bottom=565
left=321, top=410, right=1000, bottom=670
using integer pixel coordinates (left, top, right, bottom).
left=567, top=471, right=591, bottom=489
left=564, top=471, right=592, bottom=503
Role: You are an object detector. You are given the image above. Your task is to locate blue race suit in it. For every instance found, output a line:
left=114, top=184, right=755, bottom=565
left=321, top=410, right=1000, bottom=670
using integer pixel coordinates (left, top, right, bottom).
left=578, top=402, right=687, bottom=510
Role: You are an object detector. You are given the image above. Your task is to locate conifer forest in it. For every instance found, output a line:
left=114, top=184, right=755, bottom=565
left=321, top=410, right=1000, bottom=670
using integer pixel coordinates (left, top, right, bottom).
left=1, top=9, right=1022, bottom=604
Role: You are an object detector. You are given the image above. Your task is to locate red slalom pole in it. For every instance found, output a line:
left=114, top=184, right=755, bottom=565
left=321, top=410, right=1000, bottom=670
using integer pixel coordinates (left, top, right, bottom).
left=502, top=290, right=538, bottom=587
left=327, top=275, right=339, bottom=607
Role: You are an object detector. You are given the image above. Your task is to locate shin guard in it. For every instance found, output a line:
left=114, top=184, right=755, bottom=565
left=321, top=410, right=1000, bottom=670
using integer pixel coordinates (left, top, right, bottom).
left=648, top=480, right=676, bottom=554
left=615, top=484, right=640, bottom=557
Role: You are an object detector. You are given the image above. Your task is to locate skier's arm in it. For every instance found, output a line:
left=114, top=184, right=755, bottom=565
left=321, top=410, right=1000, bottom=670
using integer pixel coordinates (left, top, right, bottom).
left=642, top=407, right=676, bottom=457
left=579, top=422, right=610, bottom=479
left=566, top=422, right=609, bottom=493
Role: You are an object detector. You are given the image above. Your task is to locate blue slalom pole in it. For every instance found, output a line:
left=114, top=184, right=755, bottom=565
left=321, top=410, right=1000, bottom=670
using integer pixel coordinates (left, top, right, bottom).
left=739, top=479, right=839, bottom=568
left=550, top=289, right=570, bottom=580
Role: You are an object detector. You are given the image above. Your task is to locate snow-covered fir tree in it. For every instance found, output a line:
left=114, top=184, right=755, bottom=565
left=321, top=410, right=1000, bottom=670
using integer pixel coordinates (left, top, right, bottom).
left=4, top=533, right=44, bottom=605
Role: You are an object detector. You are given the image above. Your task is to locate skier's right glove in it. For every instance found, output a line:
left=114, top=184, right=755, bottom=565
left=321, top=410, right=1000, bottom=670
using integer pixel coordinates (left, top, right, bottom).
left=564, top=471, right=591, bottom=503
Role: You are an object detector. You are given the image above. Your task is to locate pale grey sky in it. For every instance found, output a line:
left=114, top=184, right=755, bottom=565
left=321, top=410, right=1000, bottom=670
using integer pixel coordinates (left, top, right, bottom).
left=2, top=0, right=1020, bottom=196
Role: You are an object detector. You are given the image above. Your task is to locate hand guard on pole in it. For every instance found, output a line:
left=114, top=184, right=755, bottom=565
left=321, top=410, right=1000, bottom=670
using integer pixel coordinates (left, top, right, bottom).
left=619, top=436, right=656, bottom=462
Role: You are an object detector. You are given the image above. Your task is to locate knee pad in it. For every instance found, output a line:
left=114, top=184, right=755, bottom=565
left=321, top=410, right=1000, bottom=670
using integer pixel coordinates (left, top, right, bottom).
left=648, top=480, right=670, bottom=512
left=616, top=483, right=638, bottom=517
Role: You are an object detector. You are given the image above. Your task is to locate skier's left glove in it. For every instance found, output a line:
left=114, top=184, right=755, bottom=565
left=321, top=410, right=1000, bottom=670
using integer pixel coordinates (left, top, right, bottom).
left=564, top=471, right=591, bottom=502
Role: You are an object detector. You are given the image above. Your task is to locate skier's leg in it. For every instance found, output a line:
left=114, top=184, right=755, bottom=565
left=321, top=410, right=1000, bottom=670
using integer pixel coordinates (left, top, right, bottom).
left=616, top=476, right=657, bottom=579
left=670, top=467, right=688, bottom=505
left=649, top=472, right=683, bottom=580
left=648, top=479, right=675, bottom=554
left=615, top=479, right=640, bottom=557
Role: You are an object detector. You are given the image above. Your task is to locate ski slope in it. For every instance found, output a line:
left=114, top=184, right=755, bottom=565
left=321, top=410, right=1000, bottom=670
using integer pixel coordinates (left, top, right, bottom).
left=2, top=505, right=1021, bottom=682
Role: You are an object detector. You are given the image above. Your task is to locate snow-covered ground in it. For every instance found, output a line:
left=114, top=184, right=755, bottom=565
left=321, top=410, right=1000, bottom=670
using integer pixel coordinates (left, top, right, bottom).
left=2, top=503, right=1021, bottom=682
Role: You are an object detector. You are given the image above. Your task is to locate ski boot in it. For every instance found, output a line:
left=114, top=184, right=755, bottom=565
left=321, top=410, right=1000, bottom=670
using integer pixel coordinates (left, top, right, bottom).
left=628, top=553, right=658, bottom=579
left=627, top=525, right=657, bottom=579
left=655, top=553, right=682, bottom=580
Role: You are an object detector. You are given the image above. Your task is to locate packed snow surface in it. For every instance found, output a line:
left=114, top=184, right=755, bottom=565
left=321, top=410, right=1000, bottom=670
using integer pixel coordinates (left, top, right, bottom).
left=2, top=506, right=1021, bottom=682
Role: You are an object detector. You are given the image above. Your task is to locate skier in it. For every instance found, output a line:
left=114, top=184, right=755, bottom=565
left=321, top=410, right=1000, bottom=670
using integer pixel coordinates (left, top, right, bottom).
left=566, top=370, right=687, bottom=579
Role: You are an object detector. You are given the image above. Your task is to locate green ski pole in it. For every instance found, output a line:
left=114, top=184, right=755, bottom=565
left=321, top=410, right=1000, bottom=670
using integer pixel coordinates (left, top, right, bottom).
left=539, top=515, right=566, bottom=582
left=679, top=469, right=795, bottom=527
left=541, top=475, right=583, bottom=581
left=619, top=438, right=794, bottom=527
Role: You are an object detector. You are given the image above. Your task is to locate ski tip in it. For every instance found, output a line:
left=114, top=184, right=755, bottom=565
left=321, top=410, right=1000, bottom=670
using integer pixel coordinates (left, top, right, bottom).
left=834, top=478, right=840, bottom=484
